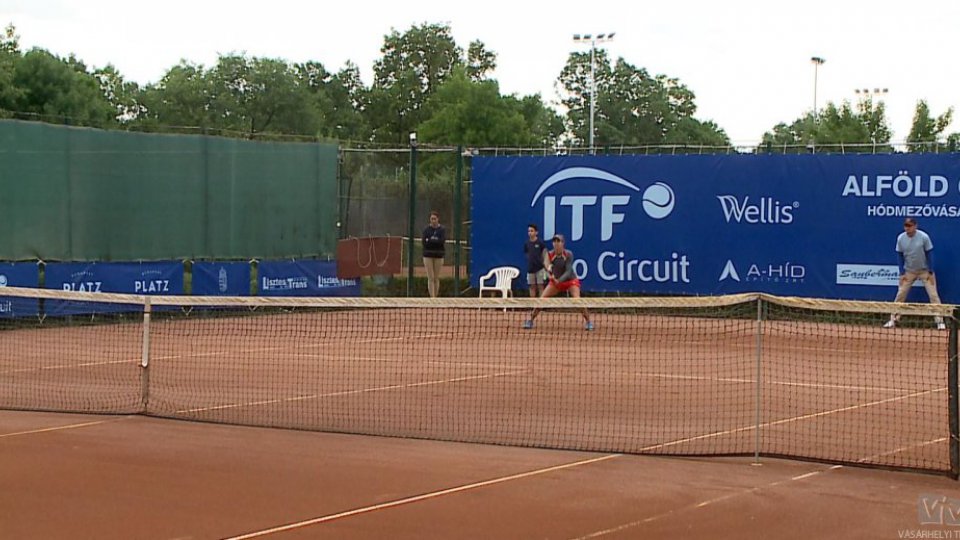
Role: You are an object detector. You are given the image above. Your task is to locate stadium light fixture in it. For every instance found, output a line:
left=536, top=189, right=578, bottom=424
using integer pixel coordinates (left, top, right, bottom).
left=573, top=32, right=616, bottom=154
left=811, top=56, right=825, bottom=120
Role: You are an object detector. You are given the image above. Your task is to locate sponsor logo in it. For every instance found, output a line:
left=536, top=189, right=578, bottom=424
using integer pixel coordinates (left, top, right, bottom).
left=842, top=173, right=949, bottom=198
left=917, top=494, right=960, bottom=526
left=318, top=276, right=357, bottom=288
left=843, top=172, right=960, bottom=219
left=134, top=280, right=170, bottom=293
left=717, top=195, right=797, bottom=224
left=530, top=167, right=675, bottom=241
left=719, top=260, right=740, bottom=282
left=836, top=264, right=923, bottom=287
left=597, top=252, right=691, bottom=283
left=218, top=267, right=229, bottom=293
left=261, top=276, right=310, bottom=291
left=0, top=301, right=10, bottom=313
left=0, top=274, right=7, bottom=287
left=63, top=270, right=102, bottom=292
left=719, top=260, right=805, bottom=284
left=642, top=182, right=675, bottom=220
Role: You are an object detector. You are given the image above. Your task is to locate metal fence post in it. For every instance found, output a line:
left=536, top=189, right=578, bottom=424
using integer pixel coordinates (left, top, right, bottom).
left=406, top=140, right=418, bottom=297
left=454, top=146, right=463, bottom=297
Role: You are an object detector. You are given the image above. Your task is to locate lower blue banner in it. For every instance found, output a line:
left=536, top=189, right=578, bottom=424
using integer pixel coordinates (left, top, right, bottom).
left=44, top=262, right=184, bottom=315
left=0, top=262, right=40, bottom=318
left=258, top=260, right=360, bottom=297
left=192, top=262, right=251, bottom=296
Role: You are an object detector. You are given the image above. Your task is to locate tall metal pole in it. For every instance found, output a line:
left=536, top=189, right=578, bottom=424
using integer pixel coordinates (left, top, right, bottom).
left=811, top=56, right=825, bottom=120
left=406, top=138, right=418, bottom=297
left=574, top=32, right=614, bottom=155
left=453, top=146, right=463, bottom=297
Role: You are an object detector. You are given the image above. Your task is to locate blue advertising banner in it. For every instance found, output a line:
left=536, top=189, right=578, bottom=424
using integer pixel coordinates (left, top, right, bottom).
left=472, top=154, right=960, bottom=302
left=0, top=262, right=40, bottom=318
left=258, top=260, right=360, bottom=297
left=45, top=261, right=184, bottom=314
left=192, top=262, right=251, bottom=296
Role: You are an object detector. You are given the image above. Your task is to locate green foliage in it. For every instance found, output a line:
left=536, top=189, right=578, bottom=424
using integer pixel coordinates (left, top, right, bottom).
left=371, top=22, right=463, bottom=143
left=419, top=68, right=529, bottom=146
left=11, top=48, right=115, bottom=126
left=558, top=51, right=727, bottom=147
left=760, top=101, right=892, bottom=153
left=907, top=100, right=954, bottom=153
left=0, top=24, right=21, bottom=110
left=466, top=40, right=496, bottom=82
left=94, top=65, right=142, bottom=122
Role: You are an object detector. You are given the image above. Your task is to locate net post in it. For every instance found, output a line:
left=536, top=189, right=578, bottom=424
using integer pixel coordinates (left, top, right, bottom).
left=949, top=308, right=959, bottom=479
left=140, top=297, right=152, bottom=411
left=754, top=295, right=764, bottom=465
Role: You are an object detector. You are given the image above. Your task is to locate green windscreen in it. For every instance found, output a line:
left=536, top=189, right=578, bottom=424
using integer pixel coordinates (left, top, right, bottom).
left=0, top=120, right=338, bottom=260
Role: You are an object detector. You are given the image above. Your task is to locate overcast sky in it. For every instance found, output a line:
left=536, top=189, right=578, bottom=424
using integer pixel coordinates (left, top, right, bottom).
left=3, top=0, right=957, bottom=144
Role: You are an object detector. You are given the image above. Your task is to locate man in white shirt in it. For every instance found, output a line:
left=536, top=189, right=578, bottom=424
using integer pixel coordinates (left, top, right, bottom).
left=884, top=218, right=946, bottom=330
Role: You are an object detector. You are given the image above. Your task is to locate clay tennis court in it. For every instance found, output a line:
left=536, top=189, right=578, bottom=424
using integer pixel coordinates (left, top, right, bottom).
left=1, top=298, right=958, bottom=538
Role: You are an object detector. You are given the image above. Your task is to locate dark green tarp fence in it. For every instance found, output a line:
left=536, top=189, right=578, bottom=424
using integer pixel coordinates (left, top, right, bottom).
left=0, top=120, right=338, bottom=261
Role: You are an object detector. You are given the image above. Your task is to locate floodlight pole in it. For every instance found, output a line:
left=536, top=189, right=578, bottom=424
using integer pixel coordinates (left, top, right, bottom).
left=574, top=32, right=615, bottom=154
left=811, top=56, right=825, bottom=120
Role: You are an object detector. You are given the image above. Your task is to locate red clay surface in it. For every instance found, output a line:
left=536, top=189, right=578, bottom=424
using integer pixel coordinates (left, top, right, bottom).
left=1, top=306, right=957, bottom=538
left=0, top=308, right=952, bottom=472
left=1, top=409, right=958, bottom=540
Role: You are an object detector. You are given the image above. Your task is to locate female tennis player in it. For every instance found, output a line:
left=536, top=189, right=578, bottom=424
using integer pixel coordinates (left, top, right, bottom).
left=522, top=234, right=594, bottom=331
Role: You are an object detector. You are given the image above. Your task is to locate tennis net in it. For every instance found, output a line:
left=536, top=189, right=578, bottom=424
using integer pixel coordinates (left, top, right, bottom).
left=0, top=287, right=957, bottom=477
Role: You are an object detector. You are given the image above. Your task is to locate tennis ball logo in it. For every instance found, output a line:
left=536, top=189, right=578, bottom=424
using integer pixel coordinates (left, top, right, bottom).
left=0, top=275, right=7, bottom=287
left=642, top=182, right=675, bottom=219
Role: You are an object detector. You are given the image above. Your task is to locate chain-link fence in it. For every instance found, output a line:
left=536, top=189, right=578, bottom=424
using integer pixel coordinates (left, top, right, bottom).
left=338, top=145, right=470, bottom=296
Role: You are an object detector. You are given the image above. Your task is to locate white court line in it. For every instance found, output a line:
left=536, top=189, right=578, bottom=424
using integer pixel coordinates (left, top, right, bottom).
left=0, top=358, right=134, bottom=375
left=176, top=369, right=528, bottom=414
left=571, top=436, right=948, bottom=540
left=0, top=417, right=130, bottom=439
left=222, top=453, right=622, bottom=540
left=300, top=353, right=524, bottom=370
left=0, top=333, right=452, bottom=376
left=640, top=372, right=914, bottom=394
left=639, top=386, right=946, bottom=453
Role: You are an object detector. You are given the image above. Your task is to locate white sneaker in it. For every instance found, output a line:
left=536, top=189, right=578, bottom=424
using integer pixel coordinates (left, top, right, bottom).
left=937, top=322, right=947, bottom=331
left=882, top=320, right=896, bottom=329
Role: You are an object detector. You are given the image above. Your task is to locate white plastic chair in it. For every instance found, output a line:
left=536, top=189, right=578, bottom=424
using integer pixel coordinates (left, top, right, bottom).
left=478, top=266, right=519, bottom=310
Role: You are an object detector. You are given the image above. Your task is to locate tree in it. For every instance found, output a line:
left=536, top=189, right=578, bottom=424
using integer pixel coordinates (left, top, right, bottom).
left=907, top=100, right=954, bottom=153
left=95, top=65, right=143, bottom=122
left=418, top=68, right=530, bottom=147
left=209, top=55, right=320, bottom=137
left=514, top=94, right=565, bottom=148
left=138, top=61, right=218, bottom=129
left=370, top=23, right=463, bottom=143
left=760, top=100, right=892, bottom=153
left=139, top=55, right=322, bottom=137
left=557, top=51, right=727, bottom=148
left=10, top=48, right=115, bottom=126
left=466, top=40, right=496, bottom=82
left=294, top=60, right=369, bottom=141
left=0, top=24, right=22, bottom=111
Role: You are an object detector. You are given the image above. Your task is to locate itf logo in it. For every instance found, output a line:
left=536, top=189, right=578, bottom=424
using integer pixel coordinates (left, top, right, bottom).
left=530, top=167, right=675, bottom=241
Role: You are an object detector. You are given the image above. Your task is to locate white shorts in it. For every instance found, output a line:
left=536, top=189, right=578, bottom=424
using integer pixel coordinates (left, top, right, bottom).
left=527, top=269, right=548, bottom=286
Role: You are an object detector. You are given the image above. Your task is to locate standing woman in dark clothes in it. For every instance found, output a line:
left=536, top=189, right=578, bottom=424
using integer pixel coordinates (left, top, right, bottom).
left=422, top=210, right=446, bottom=298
